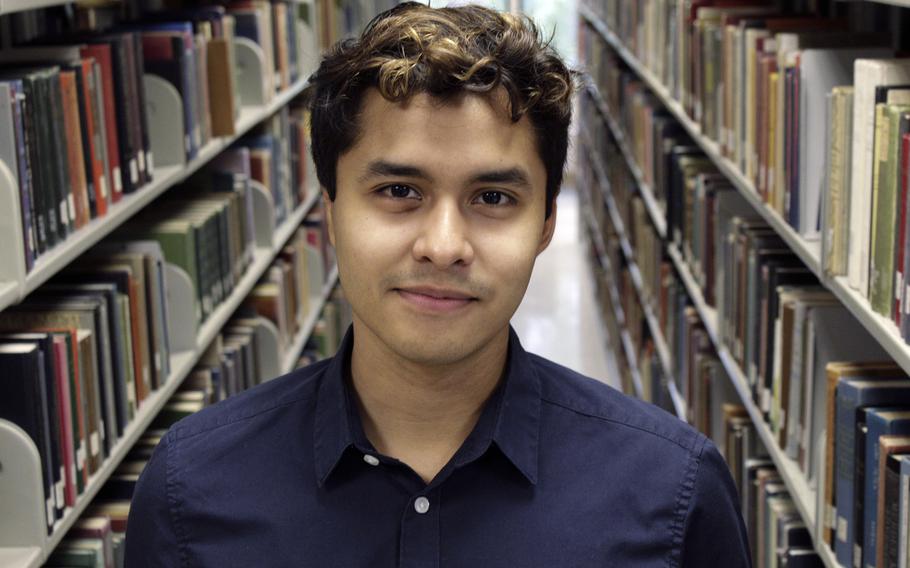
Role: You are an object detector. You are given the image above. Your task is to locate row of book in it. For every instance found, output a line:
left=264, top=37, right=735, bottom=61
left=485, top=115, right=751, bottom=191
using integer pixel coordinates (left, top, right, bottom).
left=0, top=0, right=321, bottom=276
left=579, top=138, right=829, bottom=565
left=579, top=70, right=910, bottom=568
left=723, top=407, right=828, bottom=568
left=44, top=289, right=351, bottom=567
left=243, top=208, right=334, bottom=352
left=582, top=0, right=910, bottom=346
left=0, top=112, right=319, bottom=535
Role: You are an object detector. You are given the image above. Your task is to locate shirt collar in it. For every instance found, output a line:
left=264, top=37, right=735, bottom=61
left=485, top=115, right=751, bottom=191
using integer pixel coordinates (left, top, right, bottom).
left=313, top=326, right=541, bottom=487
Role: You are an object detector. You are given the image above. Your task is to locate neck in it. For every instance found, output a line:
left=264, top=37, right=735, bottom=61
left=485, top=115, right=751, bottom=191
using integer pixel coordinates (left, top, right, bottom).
left=349, top=321, right=509, bottom=483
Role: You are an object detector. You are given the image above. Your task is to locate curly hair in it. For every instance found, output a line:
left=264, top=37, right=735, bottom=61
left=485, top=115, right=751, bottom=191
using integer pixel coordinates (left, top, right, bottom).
left=307, top=1, right=577, bottom=218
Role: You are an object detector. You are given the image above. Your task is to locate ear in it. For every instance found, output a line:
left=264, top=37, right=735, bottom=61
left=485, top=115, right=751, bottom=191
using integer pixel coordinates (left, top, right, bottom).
left=536, top=199, right=557, bottom=256
left=322, top=188, right=336, bottom=248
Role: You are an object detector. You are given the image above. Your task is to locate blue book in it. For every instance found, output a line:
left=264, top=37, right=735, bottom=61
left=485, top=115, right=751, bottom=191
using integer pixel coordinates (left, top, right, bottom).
left=899, top=457, right=910, bottom=566
left=834, top=379, right=910, bottom=568
left=863, top=408, right=910, bottom=568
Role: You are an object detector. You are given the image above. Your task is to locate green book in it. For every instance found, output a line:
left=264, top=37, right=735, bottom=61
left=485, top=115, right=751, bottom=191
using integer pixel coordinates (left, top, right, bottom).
left=870, top=103, right=910, bottom=315
left=142, top=218, right=201, bottom=323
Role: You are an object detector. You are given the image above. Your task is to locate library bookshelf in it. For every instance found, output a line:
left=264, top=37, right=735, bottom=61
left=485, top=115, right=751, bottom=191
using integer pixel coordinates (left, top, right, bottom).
left=571, top=3, right=910, bottom=566
left=0, top=10, right=343, bottom=566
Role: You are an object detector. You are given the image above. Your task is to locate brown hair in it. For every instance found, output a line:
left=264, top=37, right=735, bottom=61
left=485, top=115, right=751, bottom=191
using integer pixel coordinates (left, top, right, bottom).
left=307, top=1, right=576, bottom=218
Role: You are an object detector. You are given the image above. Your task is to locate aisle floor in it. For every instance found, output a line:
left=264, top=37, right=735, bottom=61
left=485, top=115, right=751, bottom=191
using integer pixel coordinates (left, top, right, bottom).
left=512, top=187, right=621, bottom=389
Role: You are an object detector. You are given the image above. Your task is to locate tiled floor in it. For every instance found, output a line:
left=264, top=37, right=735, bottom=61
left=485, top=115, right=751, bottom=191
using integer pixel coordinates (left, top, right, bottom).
left=512, top=186, right=621, bottom=389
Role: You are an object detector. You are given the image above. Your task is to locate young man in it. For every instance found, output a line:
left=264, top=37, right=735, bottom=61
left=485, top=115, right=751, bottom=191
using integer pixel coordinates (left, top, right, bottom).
left=126, top=3, right=751, bottom=566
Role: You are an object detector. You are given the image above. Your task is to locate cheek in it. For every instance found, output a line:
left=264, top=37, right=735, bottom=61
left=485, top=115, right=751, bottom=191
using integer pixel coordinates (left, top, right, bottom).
left=334, top=210, right=412, bottom=277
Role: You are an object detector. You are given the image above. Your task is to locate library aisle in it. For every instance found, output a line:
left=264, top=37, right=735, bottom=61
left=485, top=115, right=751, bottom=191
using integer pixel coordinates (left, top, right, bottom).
left=512, top=185, right=621, bottom=389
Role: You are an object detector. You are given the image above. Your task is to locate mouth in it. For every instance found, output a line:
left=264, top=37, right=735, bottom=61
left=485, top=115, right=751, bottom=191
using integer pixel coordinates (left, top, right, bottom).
left=394, top=286, right=478, bottom=313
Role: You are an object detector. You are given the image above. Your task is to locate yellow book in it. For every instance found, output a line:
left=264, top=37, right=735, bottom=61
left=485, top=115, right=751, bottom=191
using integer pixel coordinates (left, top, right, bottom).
left=767, top=71, right=779, bottom=210
left=868, top=103, right=888, bottom=301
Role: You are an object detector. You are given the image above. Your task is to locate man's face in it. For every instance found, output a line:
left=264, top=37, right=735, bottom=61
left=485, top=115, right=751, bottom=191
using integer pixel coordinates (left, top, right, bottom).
left=326, top=88, right=556, bottom=367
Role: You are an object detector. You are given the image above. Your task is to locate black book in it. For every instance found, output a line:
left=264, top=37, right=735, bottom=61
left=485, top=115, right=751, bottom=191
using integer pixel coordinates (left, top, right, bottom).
left=130, top=33, right=152, bottom=185
left=0, top=342, right=55, bottom=533
left=44, top=67, right=74, bottom=240
left=0, top=332, right=64, bottom=521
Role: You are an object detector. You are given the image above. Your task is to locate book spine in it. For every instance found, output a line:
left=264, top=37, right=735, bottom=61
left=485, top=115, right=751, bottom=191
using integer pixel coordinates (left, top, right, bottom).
left=9, top=83, right=37, bottom=269
left=46, top=71, right=74, bottom=240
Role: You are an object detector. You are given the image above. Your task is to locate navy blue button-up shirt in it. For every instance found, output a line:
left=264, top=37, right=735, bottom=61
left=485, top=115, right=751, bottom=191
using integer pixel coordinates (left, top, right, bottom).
left=126, top=327, right=751, bottom=566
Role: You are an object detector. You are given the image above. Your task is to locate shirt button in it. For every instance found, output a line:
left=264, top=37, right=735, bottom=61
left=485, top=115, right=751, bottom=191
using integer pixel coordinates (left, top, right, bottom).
left=363, top=454, right=380, bottom=466
left=414, top=496, right=430, bottom=514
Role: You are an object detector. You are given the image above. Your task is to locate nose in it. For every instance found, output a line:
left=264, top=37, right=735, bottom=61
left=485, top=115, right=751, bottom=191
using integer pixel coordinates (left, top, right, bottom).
left=411, top=198, right=475, bottom=268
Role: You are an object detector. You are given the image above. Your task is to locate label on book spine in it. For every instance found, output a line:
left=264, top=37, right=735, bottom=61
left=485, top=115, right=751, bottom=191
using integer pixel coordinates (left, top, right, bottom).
left=90, top=431, right=99, bottom=456
left=55, top=479, right=63, bottom=507
left=100, top=176, right=108, bottom=200
left=113, top=166, right=123, bottom=193
left=138, top=149, right=145, bottom=173
left=67, top=194, right=75, bottom=222
left=838, top=516, right=848, bottom=542
left=77, top=443, right=86, bottom=469
left=147, top=151, right=154, bottom=173
left=46, top=499, right=53, bottom=527
left=129, top=158, right=138, bottom=185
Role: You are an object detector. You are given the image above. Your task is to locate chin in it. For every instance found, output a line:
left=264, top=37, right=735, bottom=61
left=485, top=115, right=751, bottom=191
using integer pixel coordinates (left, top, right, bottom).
left=388, top=332, right=479, bottom=367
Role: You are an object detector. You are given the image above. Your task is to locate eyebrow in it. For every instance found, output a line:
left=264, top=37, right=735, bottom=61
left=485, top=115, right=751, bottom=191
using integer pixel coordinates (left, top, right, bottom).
left=359, top=160, right=533, bottom=190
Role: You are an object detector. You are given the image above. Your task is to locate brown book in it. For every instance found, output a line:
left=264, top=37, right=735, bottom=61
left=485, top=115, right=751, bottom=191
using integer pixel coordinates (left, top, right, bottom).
left=273, top=2, right=290, bottom=90
left=80, top=43, right=123, bottom=202
left=75, top=328, right=101, bottom=474
left=821, top=362, right=903, bottom=547
left=876, top=437, right=910, bottom=567
left=205, top=37, right=238, bottom=137
left=59, top=70, right=90, bottom=229
left=74, top=58, right=109, bottom=217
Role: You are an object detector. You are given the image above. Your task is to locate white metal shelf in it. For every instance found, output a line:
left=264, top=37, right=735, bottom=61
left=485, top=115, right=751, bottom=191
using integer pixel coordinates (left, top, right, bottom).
left=2, top=77, right=310, bottom=313
left=584, top=82, right=668, bottom=240
left=22, top=192, right=324, bottom=568
left=0, top=0, right=70, bottom=15
left=584, top=130, right=686, bottom=421
left=280, top=264, right=340, bottom=375
left=581, top=202, right=646, bottom=401
left=582, top=135, right=681, bottom=414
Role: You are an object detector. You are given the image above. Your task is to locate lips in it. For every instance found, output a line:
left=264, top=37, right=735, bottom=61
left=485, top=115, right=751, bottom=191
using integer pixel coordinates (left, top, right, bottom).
left=395, top=286, right=478, bottom=313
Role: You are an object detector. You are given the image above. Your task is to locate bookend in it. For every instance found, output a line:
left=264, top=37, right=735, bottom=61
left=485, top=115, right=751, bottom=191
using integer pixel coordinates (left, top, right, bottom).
left=249, top=316, right=282, bottom=380
left=233, top=38, right=270, bottom=107
left=0, top=420, right=47, bottom=553
left=0, top=159, right=26, bottom=310
left=249, top=180, right=277, bottom=248
left=163, top=262, right=198, bottom=351
left=143, top=75, right=188, bottom=169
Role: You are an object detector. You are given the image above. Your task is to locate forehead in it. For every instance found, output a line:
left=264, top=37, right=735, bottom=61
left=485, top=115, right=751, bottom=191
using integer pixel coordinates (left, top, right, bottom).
left=342, top=88, right=545, bottom=183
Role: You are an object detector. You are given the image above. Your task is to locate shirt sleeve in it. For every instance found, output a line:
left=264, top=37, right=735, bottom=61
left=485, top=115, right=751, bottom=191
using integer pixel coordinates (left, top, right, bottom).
left=680, top=437, right=752, bottom=568
left=125, top=431, right=183, bottom=567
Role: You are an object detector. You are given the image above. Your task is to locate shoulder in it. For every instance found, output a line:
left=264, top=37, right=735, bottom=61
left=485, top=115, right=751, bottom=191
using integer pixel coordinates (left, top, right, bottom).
left=530, top=353, right=706, bottom=455
left=169, top=357, right=333, bottom=441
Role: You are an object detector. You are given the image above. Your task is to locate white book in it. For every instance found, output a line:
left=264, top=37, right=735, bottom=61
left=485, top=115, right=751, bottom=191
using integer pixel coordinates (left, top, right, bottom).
left=848, top=58, right=910, bottom=295
left=798, top=49, right=890, bottom=240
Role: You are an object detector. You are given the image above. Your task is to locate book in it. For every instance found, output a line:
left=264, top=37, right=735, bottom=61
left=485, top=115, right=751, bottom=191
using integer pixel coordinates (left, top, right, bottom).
left=834, top=379, right=910, bottom=567
left=848, top=59, right=910, bottom=297
left=877, top=442, right=910, bottom=568
left=862, top=412, right=910, bottom=568
left=0, top=342, right=56, bottom=532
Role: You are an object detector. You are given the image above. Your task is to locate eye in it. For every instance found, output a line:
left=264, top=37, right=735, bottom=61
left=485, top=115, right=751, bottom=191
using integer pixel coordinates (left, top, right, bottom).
left=473, top=190, right=516, bottom=207
left=379, top=184, right=421, bottom=200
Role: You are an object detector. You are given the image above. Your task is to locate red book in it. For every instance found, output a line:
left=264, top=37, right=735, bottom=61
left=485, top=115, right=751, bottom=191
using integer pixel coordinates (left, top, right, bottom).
left=75, top=58, right=109, bottom=217
left=59, top=70, right=90, bottom=229
left=894, top=133, right=910, bottom=325
left=51, top=334, right=76, bottom=506
left=80, top=44, right=124, bottom=202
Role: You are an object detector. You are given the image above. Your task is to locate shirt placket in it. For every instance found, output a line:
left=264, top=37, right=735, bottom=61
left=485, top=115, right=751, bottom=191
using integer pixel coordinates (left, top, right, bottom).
left=398, top=487, right=441, bottom=568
